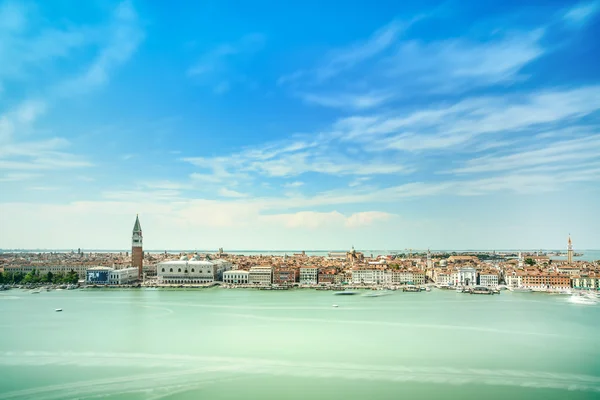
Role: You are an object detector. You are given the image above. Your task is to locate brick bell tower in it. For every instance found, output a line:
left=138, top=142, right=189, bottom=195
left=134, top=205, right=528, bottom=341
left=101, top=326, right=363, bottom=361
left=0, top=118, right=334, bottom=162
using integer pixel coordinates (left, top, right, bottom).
left=132, top=214, right=143, bottom=279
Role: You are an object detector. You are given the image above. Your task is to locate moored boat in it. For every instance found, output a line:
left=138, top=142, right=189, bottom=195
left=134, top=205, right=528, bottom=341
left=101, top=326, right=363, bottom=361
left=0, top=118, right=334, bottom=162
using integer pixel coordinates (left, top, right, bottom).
left=334, top=290, right=359, bottom=295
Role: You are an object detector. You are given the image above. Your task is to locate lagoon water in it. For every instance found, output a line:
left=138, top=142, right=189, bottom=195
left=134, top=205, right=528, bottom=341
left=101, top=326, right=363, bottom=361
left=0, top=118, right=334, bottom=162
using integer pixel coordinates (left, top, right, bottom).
left=1, top=289, right=599, bottom=399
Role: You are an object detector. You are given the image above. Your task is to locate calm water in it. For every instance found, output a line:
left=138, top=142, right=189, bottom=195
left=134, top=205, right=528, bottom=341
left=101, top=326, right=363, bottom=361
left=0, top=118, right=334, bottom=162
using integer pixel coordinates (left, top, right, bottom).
left=0, top=289, right=599, bottom=399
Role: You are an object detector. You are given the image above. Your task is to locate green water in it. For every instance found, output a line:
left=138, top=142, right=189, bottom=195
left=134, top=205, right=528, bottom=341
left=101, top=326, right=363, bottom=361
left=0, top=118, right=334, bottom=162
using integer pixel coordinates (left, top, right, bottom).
left=0, top=289, right=599, bottom=399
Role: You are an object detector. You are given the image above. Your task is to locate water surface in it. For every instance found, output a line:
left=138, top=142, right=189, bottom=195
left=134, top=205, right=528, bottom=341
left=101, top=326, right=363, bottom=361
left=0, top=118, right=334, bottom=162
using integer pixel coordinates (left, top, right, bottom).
left=1, top=289, right=598, bottom=399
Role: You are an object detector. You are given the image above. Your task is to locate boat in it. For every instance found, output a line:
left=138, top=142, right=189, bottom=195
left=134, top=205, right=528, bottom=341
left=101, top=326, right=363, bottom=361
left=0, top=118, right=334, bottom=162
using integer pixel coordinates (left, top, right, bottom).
left=568, top=295, right=598, bottom=306
left=55, top=308, right=63, bottom=312
left=31, top=289, right=41, bottom=294
left=362, top=291, right=392, bottom=297
left=425, top=287, right=431, bottom=292
left=403, top=285, right=421, bottom=292
left=334, top=291, right=359, bottom=295
left=469, top=286, right=494, bottom=295
left=332, top=304, right=339, bottom=308
left=508, top=287, right=532, bottom=293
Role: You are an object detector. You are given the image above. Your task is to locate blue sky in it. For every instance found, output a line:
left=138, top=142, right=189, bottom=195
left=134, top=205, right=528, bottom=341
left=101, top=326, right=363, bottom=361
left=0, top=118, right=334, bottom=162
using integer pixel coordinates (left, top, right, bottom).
left=0, top=0, right=599, bottom=250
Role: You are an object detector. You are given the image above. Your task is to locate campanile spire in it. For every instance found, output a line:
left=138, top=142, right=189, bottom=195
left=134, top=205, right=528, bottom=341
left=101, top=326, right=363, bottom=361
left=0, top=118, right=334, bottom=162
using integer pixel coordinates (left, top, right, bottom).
left=132, top=214, right=143, bottom=279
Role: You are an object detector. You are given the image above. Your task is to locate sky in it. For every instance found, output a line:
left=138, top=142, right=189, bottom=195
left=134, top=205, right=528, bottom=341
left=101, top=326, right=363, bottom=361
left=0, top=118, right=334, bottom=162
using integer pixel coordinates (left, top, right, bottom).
left=0, top=0, right=599, bottom=251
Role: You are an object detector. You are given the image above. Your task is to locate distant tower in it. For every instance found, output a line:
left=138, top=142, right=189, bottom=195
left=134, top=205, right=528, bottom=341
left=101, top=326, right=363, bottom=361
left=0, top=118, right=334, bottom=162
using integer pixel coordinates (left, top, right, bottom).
left=132, top=215, right=143, bottom=279
left=567, top=235, right=573, bottom=264
left=427, top=249, right=432, bottom=269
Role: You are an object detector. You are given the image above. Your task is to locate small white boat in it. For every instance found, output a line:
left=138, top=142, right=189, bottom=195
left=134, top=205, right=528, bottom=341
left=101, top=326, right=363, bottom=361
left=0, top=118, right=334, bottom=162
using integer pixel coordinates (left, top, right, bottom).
left=362, top=291, right=392, bottom=297
left=509, top=287, right=532, bottom=293
left=332, top=304, right=339, bottom=308
left=568, top=295, right=597, bottom=306
left=55, top=308, right=63, bottom=312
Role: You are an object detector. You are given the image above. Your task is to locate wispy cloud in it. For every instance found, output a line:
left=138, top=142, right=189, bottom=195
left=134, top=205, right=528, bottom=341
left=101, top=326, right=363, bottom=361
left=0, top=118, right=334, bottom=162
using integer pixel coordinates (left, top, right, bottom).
left=448, top=135, right=600, bottom=174
left=283, top=181, right=304, bottom=188
left=0, top=172, right=41, bottom=182
left=280, top=16, right=547, bottom=109
left=218, top=188, right=248, bottom=198
left=57, top=1, right=144, bottom=95
left=261, top=210, right=395, bottom=229
left=280, top=20, right=406, bottom=85
left=298, top=91, right=393, bottom=110
left=187, top=33, right=265, bottom=93
left=336, top=85, right=600, bottom=152
left=563, top=1, right=599, bottom=26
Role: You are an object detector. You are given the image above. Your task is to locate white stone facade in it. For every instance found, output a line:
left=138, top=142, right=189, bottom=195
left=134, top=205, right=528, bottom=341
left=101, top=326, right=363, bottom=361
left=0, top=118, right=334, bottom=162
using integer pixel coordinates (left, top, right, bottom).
left=351, top=269, right=391, bottom=285
left=157, top=260, right=232, bottom=284
left=223, top=270, right=249, bottom=284
left=505, top=274, right=523, bottom=288
left=248, top=266, right=273, bottom=285
left=478, top=273, right=499, bottom=287
left=109, top=267, right=138, bottom=285
left=299, top=267, right=318, bottom=285
left=451, top=267, right=477, bottom=286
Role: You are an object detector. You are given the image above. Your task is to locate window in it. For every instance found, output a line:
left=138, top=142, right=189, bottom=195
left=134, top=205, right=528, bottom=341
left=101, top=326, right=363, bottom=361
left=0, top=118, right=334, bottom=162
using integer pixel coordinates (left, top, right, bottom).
left=178, top=268, right=181, bottom=272
left=170, top=268, right=173, bottom=272
left=192, top=269, right=195, bottom=272
left=162, top=268, right=165, bottom=272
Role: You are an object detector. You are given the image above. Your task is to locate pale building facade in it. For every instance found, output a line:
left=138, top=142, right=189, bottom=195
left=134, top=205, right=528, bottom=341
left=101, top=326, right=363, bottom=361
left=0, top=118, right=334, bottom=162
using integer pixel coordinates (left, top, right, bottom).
left=157, top=258, right=232, bottom=284
left=222, top=270, right=250, bottom=284
left=248, top=266, right=273, bottom=285
left=451, top=267, right=477, bottom=286
left=109, top=267, right=138, bottom=285
left=478, top=272, right=499, bottom=287
left=299, top=267, right=318, bottom=285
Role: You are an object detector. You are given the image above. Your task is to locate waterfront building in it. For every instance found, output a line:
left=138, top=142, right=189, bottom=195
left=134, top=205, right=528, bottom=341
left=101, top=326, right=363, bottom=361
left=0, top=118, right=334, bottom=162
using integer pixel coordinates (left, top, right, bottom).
left=248, top=266, right=273, bottom=285
left=222, top=270, right=249, bottom=284
left=521, top=273, right=571, bottom=290
left=108, top=267, right=138, bottom=285
left=273, top=268, right=297, bottom=284
left=318, top=270, right=340, bottom=284
left=132, top=215, right=143, bottom=279
left=157, top=256, right=232, bottom=284
left=392, top=270, right=414, bottom=285
left=351, top=268, right=390, bottom=285
left=571, top=275, right=599, bottom=290
left=451, top=267, right=477, bottom=286
left=4, top=264, right=90, bottom=279
left=434, top=271, right=452, bottom=285
left=567, top=235, right=574, bottom=264
left=478, top=271, right=499, bottom=287
left=505, top=272, right=523, bottom=288
left=299, top=267, right=318, bottom=285
left=86, top=266, right=114, bottom=284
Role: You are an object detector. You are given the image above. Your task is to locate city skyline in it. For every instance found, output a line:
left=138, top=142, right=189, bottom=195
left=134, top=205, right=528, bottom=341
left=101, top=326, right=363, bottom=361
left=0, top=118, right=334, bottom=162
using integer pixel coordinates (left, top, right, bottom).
left=1, top=1, right=600, bottom=249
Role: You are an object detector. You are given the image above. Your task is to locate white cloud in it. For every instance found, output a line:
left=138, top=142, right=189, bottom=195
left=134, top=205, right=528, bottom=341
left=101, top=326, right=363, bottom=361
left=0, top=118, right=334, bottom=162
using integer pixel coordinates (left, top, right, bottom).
left=280, top=16, right=546, bottom=109
left=0, top=172, right=41, bottom=182
left=336, top=85, right=600, bottom=152
left=281, top=20, right=405, bottom=85
left=349, top=177, right=371, bottom=187
left=58, top=1, right=144, bottom=95
left=563, top=2, right=599, bottom=26
left=283, top=181, right=304, bottom=188
left=298, top=91, right=393, bottom=110
left=449, top=135, right=600, bottom=174
left=218, top=188, right=248, bottom=198
left=187, top=33, right=265, bottom=93
left=261, top=210, right=396, bottom=229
